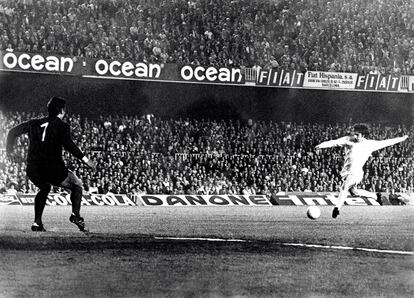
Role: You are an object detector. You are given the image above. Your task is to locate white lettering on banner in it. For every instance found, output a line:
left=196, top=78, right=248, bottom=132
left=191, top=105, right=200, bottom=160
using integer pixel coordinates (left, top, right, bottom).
left=271, top=194, right=381, bottom=206
left=46, top=196, right=56, bottom=206
left=288, top=195, right=304, bottom=206
left=95, top=59, right=161, bottom=78
left=256, top=69, right=305, bottom=87
left=368, top=75, right=376, bottom=88
left=32, top=55, right=45, bottom=71
left=391, top=77, right=399, bottom=89
left=16, top=193, right=136, bottom=206
left=19, top=196, right=35, bottom=204
left=90, top=194, right=105, bottom=206
left=102, top=194, right=116, bottom=206
left=122, top=61, right=134, bottom=77
left=355, top=74, right=400, bottom=91
left=249, top=195, right=270, bottom=205
left=325, top=194, right=337, bottom=205
left=258, top=70, right=269, bottom=84
left=346, top=197, right=367, bottom=205
left=81, top=197, right=92, bottom=206
left=210, top=195, right=229, bottom=205
left=302, top=196, right=329, bottom=205
left=46, top=194, right=69, bottom=206
left=13, top=193, right=384, bottom=206
left=205, top=67, right=217, bottom=81
left=46, top=194, right=67, bottom=205
left=46, top=193, right=137, bottom=206
left=281, top=71, right=291, bottom=85
left=3, top=52, right=74, bottom=72
left=0, top=195, right=20, bottom=205
left=357, top=75, right=366, bottom=88
left=124, top=195, right=135, bottom=206
left=110, top=195, right=135, bottom=206
left=54, top=194, right=69, bottom=206
left=143, top=196, right=163, bottom=205
left=366, top=197, right=380, bottom=205
left=180, top=65, right=243, bottom=83
left=87, top=194, right=135, bottom=206
left=18, top=53, right=30, bottom=69
left=109, top=60, right=121, bottom=76
left=139, top=195, right=272, bottom=206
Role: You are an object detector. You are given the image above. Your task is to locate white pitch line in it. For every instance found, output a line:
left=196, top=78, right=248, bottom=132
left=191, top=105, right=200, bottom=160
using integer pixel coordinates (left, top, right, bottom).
left=154, top=236, right=247, bottom=242
left=282, top=242, right=414, bottom=255
left=154, top=237, right=414, bottom=255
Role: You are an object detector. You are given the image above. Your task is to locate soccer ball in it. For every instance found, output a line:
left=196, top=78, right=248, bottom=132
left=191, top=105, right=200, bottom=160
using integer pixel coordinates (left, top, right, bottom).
left=306, top=206, right=321, bottom=220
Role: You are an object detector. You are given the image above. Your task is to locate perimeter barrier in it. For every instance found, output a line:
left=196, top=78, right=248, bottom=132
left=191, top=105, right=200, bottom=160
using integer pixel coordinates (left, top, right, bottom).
left=1, top=192, right=403, bottom=206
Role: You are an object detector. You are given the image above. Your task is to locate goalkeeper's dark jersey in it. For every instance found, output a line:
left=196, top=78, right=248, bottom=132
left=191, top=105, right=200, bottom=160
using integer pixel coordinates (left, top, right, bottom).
left=6, top=116, right=84, bottom=165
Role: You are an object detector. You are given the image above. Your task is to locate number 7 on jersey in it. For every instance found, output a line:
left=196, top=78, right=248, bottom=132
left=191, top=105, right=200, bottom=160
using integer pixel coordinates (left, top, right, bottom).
left=41, top=122, right=49, bottom=142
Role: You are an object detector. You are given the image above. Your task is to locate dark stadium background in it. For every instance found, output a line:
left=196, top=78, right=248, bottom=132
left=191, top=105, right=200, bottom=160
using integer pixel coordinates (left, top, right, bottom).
left=1, top=72, right=413, bottom=124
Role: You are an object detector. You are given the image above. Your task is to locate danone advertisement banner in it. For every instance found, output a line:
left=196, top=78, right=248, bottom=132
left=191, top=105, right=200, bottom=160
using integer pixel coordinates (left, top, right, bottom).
left=1, top=51, right=413, bottom=92
left=139, top=194, right=272, bottom=206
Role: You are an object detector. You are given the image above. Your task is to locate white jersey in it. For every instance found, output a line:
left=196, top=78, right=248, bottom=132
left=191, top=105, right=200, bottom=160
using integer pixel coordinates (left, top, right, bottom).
left=316, top=135, right=408, bottom=178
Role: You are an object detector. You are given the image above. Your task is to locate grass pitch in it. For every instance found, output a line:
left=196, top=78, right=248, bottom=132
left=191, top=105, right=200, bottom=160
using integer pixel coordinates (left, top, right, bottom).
left=0, top=205, right=413, bottom=297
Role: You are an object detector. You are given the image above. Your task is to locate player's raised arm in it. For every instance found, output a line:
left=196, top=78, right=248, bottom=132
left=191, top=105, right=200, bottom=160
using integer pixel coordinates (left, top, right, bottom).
left=368, top=135, right=408, bottom=151
left=315, top=136, right=351, bottom=150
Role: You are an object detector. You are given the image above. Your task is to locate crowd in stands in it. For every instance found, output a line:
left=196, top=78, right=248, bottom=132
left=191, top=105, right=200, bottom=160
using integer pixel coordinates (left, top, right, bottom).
left=0, top=0, right=413, bottom=74
left=1, top=111, right=413, bottom=196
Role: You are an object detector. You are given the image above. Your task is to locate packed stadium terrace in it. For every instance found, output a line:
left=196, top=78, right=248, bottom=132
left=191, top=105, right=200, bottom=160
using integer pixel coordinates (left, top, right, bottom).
left=0, top=111, right=413, bottom=195
left=0, top=0, right=413, bottom=74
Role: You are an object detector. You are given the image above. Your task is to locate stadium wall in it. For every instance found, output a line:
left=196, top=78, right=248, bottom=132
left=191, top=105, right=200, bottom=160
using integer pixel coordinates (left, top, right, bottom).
left=0, top=72, right=413, bottom=124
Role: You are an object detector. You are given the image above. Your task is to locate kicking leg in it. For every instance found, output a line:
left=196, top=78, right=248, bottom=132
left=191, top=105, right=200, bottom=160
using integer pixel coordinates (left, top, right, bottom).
left=333, top=174, right=358, bottom=218
left=60, top=170, right=87, bottom=231
left=349, top=187, right=376, bottom=199
left=336, top=184, right=350, bottom=209
left=60, top=170, right=83, bottom=216
left=333, top=171, right=364, bottom=218
left=350, top=187, right=382, bottom=205
left=333, top=183, right=350, bottom=218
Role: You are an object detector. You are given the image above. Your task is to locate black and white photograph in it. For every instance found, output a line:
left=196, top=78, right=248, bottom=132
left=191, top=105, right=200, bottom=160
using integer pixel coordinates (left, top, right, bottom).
left=0, top=0, right=413, bottom=297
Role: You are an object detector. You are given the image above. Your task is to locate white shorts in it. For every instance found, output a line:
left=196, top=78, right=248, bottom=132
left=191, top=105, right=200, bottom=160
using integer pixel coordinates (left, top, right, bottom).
left=341, top=170, right=364, bottom=189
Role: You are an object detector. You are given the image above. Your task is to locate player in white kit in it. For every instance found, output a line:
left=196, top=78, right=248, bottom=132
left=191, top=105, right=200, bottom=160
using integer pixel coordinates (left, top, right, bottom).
left=315, top=124, right=408, bottom=218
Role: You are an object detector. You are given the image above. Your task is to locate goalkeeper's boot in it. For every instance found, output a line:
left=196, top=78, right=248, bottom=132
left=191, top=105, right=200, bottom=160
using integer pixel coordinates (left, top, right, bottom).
left=69, top=214, right=88, bottom=232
